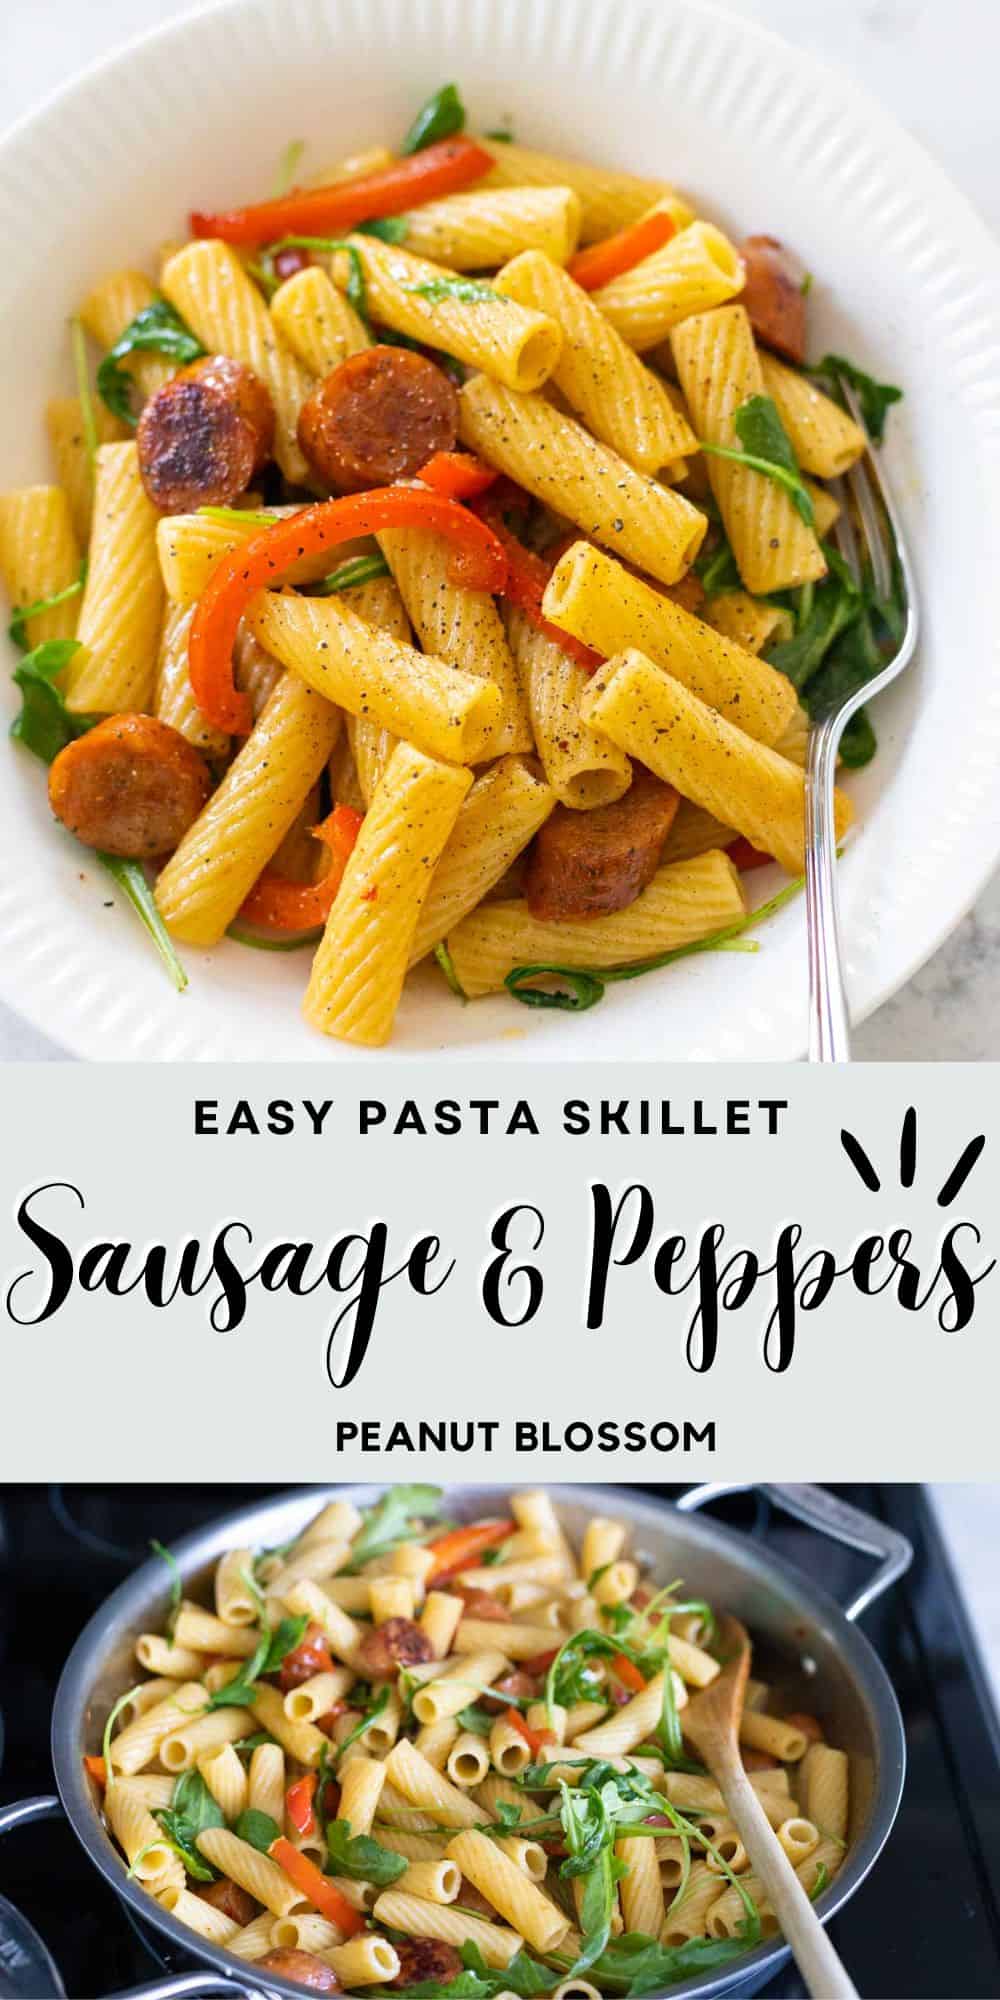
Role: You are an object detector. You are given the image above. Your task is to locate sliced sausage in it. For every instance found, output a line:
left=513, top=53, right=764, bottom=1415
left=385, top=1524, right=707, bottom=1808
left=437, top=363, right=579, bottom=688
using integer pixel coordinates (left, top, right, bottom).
left=741, top=1747, right=779, bottom=1772
left=357, top=1616, right=434, bottom=1677
left=278, top=1622, right=335, bottom=1693
left=480, top=1669, right=539, bottom=1715
left=390, top=1939, right=465, bottom=1988
left=137, top=355, right=275, bottom=512
left=783, top=1711, right=824, bottom=1743
left=48, top=714, right=212, bottom=859
left=456, top=1879, right=497, bottom=1919
left=257, top=1950, right=341, bottom=1992
left=297, top=347, right=459, bottom=493
left=453, top=1586, right=510, bottom=1622
left=195, top=1877, right=259, bottom=1927
left=739, top=236, right=807, bottom=366
left=523, top=767, right=679, bottom=921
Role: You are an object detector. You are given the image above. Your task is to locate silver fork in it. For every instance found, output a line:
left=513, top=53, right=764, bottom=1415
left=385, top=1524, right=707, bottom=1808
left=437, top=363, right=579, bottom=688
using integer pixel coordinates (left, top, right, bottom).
left=805, top=376, right=919, bottom=1061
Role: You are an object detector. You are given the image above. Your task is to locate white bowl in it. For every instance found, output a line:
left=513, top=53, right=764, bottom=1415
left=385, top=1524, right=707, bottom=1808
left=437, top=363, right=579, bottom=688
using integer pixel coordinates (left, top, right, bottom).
left=2, top=0, right=999, bottom=1061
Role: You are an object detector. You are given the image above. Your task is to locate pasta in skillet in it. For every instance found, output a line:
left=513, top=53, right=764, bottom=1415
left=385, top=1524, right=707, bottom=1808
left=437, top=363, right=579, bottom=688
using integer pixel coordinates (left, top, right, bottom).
left=1, top=83, right=903, bottom=1045
left=86, top=1487, right=853, bottom=1994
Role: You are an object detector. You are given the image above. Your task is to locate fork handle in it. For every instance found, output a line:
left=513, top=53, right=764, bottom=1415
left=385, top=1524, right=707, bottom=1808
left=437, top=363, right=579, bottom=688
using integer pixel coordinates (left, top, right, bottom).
left=806, top=714, right=851, bottom=1062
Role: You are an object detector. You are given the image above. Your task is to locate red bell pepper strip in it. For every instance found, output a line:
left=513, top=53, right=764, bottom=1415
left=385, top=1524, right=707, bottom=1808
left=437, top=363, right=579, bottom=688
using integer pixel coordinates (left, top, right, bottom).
left=425, top=1519, right=514, bottom=1584
left=504, top=1707, right=555, bottom=1757
left=568, top=210, right=677, bottom=291
left=727, top=836, right=775, bottom=871
left=269, top=1836, right=365, bottom=1935
left=520, top=1648, right=559, bottom=1676
left=188, top=488, right=507, bottom=736
left=610, top=1653, right=647, bottom=1695
left=83, top=1754, right=107, bottom=1790
left=191, top=138, right=493, bottom=246
left=238, top=805, right=363, bottom=933
left=470, top=496, right=603, bottom=673
left=285, top=1771, right=318, bottom=1839
left=417, top=451, right=499, bottom=501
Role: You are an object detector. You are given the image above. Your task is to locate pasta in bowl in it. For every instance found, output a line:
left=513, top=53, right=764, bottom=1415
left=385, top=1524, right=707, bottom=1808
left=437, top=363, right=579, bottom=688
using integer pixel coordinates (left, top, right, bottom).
left=82, top=1487, right=866, bottom=1996
left=0, top=78, right=905, bottom=1050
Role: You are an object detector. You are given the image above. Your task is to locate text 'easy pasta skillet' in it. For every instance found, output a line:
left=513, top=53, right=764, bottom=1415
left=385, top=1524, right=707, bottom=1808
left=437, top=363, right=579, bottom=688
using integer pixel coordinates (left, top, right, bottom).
left=0, top=86, right=903, bottom=1044
left=85, top=1487, right=854, bottom=1994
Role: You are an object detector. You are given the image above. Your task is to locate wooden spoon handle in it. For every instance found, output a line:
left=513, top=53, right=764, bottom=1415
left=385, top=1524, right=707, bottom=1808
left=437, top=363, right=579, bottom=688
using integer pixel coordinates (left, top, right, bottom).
left=717, top=1758, right=858, bottom=1999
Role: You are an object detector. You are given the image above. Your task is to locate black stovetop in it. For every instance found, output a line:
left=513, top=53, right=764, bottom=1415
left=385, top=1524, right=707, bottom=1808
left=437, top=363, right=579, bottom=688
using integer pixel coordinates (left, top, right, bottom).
left=1, top=1485, right=998, bottom=2000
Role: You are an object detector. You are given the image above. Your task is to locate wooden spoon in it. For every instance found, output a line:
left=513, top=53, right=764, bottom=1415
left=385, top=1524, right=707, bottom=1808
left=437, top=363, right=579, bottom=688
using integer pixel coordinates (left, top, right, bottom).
left=681, top=1614, right=858, bottom=2000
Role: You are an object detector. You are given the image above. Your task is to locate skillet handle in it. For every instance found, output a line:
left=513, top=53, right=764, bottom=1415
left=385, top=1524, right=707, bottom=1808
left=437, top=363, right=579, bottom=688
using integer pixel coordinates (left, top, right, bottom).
left=675, top=1482, right=912, bottom=1620
left=0, top=1795, right=64, bottom=1835
left=109, top=1978, right=263, bottom=2000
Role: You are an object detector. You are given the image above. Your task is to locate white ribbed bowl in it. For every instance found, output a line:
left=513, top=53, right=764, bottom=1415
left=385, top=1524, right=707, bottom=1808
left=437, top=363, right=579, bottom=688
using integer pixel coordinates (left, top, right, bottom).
left=2, top=0, right=999, bottom=1061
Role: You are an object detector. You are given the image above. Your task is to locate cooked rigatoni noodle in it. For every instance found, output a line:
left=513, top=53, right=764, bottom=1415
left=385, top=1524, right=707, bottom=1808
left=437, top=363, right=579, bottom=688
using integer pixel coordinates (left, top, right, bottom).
left=615, top=1834, right=664, bottom=1936
left=228, top=1911, right=279, bottom=1961
left=134, top=1635, right=206, bottom=1678
left=175, top=1604, right=260, bottom=1657
left=156, top=506, right=334, bottom=606
left=703, top=589, right=794, bottom=657
left=400, top=187, right=581, bottom=269
left=197, top=1742, right=248, bottom=1821
left=415, top=1717, right=461, bottom=1771
left=117, top=1679, right=176, bottom=1724
left=338, top=1756, right=386, bottom=1837
left=527, top=1701, right=566, bottom=1748
left=458, top=376, right=705, bottom=586
left=265, top=1538, right=352, bottom=1598
left=580, top=651, right=852, bottom=874
left=284, top=1666, right=355, bottom=1722
left=369, top=1576, right=416, bottom=1623
left=248, top=590, right=503, bottom=766
left=114, top=1773, right=176, bottom=1811
left=773, top=702, right=810, bottom=768
left=270, top=263, right=370, bottom=373
left=800, top=1742, right=849, bottom=1840
left=408, top=755, right=555, bottom=965
left=335, top=236, right=561, bottom=392
left=335, top=573, right=411, bottom=801
left=543, top=541, right=796, bottom=746
left=271, top=1914, right=344, bottom=1955
left=807, top=478, right=841, bottom=540
left=248, top=1742, right=286, bottom=1823
left=284, top=1580, right=363, bottom=1664
left=489, top=1714, right=532, bottom=1777
left=154, top=672, right=341, bottom=945
left=161, top=241, right=313, bottom=482
left=477, top=138, right=683, bottom=244
left=574, top=1675, right=685, bottom=1758
left=579, top=1517, right=626, bottom=1581
left=776, top=1816, right=820, bottom=1866
left=420, top=1591, right=464, bottom=1658
left=662, top=1861, right=725, bottom=1945
left=796, top=1835, right=845, bottom=1898
left=214, top=1547, right=259, bottom=1626
left=412, top=1650, right=510, bottom=1726
left=104, top=1782, right=184, bottom=1893
left=304, top=144, right=396, bottom=187
left=248, top=1682, right=328, bottom=1767
left=590, top=222, right=744, bottom=351
left=378, top=524, right=532, bottom=756
left=80, top=269, right=175, bottom=400
left=373, top=1890, right=523, bottom=1968
left=154, top=601, right=229, bottom=758
left=738, top=1710, right=809, bottom=1763
left=46, top=395, right=124, bottom=543
left=303, top=743, right=472, bottom=1045
left=196, top=1827, right=306, bottom=1917
left=387, top=1544, right=437, bottom=1590
left=453, top=1619, right=561, bottom=1660
left=64, top=443, right=162, bottom=714
left=161, top=1884, right=240, bottom=1945
left=703, top=1824, right=748, bottom=1874
left=447, top=848, right=745, bottom=997
left=397, top=1859, right=462, bottom=1904
left=661, top=800, right=737, bottom=863
left=759, top=354, right=866, bottom=478
left=375, top=1787, right=441, bottom=1835
left=447, top=1830, right=570, bottom=1951
left=160, top=1706, right=255, bottom=1772
left=496, top=251, right=696, bottom=475
left=108, top=1681, right=206, bottom=1775
left=668, top=1634, right=720, bottom=1688
left=671, top=305, right=826, bottom=593
left=503, top=606, right=631, bottom=810
left=563, top=1701, right=610, bottom=1742
left=327, top=1936, right=401, bottom=1986
left=384, top=1740, right=491, bottom=1827
left=300, top=1498, right=364, bottom=1547
left=446, top=1731, right=492, bottom=1788
left=0, top=485, right=80, bottom=649
left=592, top=1562, right=637, bottom=1608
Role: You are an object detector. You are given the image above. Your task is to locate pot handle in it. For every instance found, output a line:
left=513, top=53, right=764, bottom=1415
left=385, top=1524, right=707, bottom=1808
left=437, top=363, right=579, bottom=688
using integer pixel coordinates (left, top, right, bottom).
left=0, top=1795, right=64, bottom=1835
left=675, top=1482, right=912, bottom=1620
left=109, top=1977, right=264, bottom=2000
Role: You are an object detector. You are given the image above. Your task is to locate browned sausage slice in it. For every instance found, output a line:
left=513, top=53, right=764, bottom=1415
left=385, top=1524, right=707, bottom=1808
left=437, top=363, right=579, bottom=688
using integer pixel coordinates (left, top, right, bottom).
left=297, top=347, right=459, bottom=493
left=523, top=768, right=679, bottom=921
left=391, top=1940, right=465, bottom=1987
left=257, top=1950, right=341, bottom=1992
left=195, top=1877, right=259, bottom=1927
left=480, top=1669, right=540, bottom=1715
left=48, top=714, right=212, bottom=859
left=453, top=1586, right=509, bottom=1621
left=739, top=236, right=807, bottom=366
left=356, top=1617, right=434, bottom=1677
left=137, top=355, right=275, bottom=512
left=279, top=1621, right=334, bottom=1692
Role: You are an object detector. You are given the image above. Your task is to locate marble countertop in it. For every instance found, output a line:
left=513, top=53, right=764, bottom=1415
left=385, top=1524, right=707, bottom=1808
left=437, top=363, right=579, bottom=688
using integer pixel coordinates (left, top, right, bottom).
left=2, top=0, right=999, bottom=1060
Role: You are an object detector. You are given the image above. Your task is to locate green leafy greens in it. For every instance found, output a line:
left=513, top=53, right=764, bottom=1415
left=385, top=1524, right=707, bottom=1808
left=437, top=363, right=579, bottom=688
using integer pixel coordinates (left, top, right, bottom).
left=326, top=1816, right=408, bottom=1885
left=8, top=559, right=87, bottom=651
left=400, top=83, right=466, bottom=156
left=410, top=277, right=507, bottom=307
left=96, top=299, right=205, bottom=426
left=150, top=1537, right=183, bottom=1637
left=206, top=1614, right=309, bottom=1709
left=154, top=1768, right=225, bottom=1880
left=699, top=396, right=814, bottom=527
left=233, top=1807, right=282, bottom=1852
left=348, top=1484, right=443, bottom=1567
left=315, top=552, right=392, bottom=594
left=811, top=355, right=903, bottom=444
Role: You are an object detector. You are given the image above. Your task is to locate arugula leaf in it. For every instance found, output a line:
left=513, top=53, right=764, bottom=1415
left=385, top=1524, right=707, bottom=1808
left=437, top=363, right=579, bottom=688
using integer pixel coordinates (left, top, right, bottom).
left=358, top=216, right=410, bottom=244
left=456, top=1704, right=495, bottom=1737
left=264, top=237, right=369, bottom=322
left=197, top=504, right=279, bottom=528
left=764, top=550, right=863, bottom=692
left=348, top=1485, right=443, bottom=1567
left=234, top=1807, right=282, bottom=1852
left=812, top=354, right=902, bottom=444
left=10, top=639, right=85, bottom=763
left=401, top=83, right=466, bottom=156
left=8, top=560, right=87, bottom=650
left=97, top=299, right=205, bottom=425
left=227, top=921, right=322, bottom=953
left=152, top=1767, right=225, bottom=1879
left=463, top=1945, right=550, bottom=1997
left=809, top=1860, right=829, bottom=1901
left=316, top=552, right=392, bottom=594
left=326, top=1816, right=408, bottom=1885
left=569, top=1847, right=619, bottom=1975
left=692, top=538, right=741, bottom=597
left=434, top=939, right=467, bottom=1000
left=71, top=318, right=98, bottom=476
left=584, top=1931, right=752, bottom=1994
left=332, top=1686, right=391, bottom=1761
left=150, top=1538, right=183, bottom=1636
left=98, top=856, right=190, bottom=992
left=699, top=395, right=814, bottom=527
left=410, top=277, right=506, bottom=307
left=207, top=1614, right=308, bottom=1709
left=484, top=126, right=515, bottom=144
left=102, top=1686, right=142, bottom=1777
